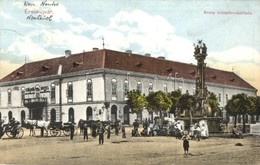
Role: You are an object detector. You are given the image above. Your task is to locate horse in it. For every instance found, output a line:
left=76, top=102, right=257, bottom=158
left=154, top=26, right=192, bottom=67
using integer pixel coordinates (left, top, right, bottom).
left=24, top=119, right=37, bottom=136
left=26, top=119, right=50, bottom=137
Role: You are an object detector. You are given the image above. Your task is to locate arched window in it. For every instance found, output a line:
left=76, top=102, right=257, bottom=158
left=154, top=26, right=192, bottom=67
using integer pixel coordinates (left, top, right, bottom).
left=21, top=87, right=25, bottom=105
left=35, top=85, right=40, bottom=98
left=67, top=82, right=73, bottom=103
left=8, top=111, right=12, bottom=121
left=137, top=81, right=142, bottom=92
left=21, top=110, right=26, bottom=125
left=123, top=79, right=129, bottom=98
left=68, top=108, right=74, bottom=123
left=148, top=82, right=153, bottom=93
left=7, top=88, right=11, bottom=105
left=51, top=84, right=56, bottom=103
left=87, top=79, right=93, bottom=101
left=163, top=83, right=168, bottom=93
left=111, top=79, right=117, bottom=97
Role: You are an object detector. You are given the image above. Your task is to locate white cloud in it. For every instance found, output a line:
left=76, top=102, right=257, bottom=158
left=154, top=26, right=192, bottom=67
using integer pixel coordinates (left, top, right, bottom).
left=207, top=46, right=260, bottom=94
left=0, top=10, right=12, bottom=19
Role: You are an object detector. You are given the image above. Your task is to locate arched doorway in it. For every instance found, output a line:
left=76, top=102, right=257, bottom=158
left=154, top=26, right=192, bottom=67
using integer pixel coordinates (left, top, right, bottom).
left=123, top=105, right=130, bottom=124
left=50, top=109, right=56, bottom=122
left=21, top=110, right=26, bottom=125
left=8, top=111, right=13, bottom=121
left=68, top=108, right=74, bottom=123
left=111, top=105, right=117, bottom=123
left=86, top=107, right=93, bottom=120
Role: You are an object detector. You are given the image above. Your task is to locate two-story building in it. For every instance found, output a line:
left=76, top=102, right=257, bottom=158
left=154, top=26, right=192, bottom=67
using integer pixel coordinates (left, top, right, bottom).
left=0, top=48, right=257, bottom=125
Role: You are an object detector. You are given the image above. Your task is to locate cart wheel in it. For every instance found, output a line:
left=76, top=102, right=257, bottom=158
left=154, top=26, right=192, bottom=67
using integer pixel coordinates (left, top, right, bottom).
left=63, top=128, right=71, bottom=136
left=50, top=129, right=61, bottom=137
left=6, top=131, right=13, bottom=138
left=44, top=127, right=48, bottom=137
left=16, top=128, right=24, bottom=139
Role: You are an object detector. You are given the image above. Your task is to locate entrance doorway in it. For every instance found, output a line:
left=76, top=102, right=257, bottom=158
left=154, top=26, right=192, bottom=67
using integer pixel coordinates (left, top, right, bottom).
left=123, top=105, right=130, bottom=124
left=50, top=109, right=56, bottom=122
left=111, top=105, right=117, bottom=123
left=86, top=107, right=93, bottom=120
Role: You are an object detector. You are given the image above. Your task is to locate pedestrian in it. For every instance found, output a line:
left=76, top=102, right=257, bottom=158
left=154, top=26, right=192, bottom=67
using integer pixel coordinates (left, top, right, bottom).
left=98, top=124, right=105, bottom=145
left=114, top=120, right=119, bottom=135
left=70, top=122, right=75, bottom=140
left=83, top=124, right=88, bottom=142
left=107, top=124, right=111, bottom=139
left=122, top=126, right=126, bottom=138
left=181, top=130, right=191, bottom=155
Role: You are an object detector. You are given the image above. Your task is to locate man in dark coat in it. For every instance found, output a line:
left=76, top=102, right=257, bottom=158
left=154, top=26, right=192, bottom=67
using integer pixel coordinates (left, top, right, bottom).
left=83, top=124, right=88, bottom=141
left=98, top=124, right=105, bottom=145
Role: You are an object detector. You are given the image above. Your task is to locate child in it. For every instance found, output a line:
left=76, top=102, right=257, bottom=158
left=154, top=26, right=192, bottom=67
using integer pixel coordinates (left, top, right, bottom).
left=181, top=130, right=191, bottom=155
left=122, top=126, right=126, bottom=138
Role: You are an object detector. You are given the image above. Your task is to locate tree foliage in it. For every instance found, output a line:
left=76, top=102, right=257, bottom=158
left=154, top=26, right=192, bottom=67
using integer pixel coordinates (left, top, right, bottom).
left=208, top=92, right=221, bottom=117
left=125, top=90, right=147, bottom=114
left=146, top=91, right=172, bottom=113
left=226, top=93, right=256, bottom=132
left=167, top=90, right=182, bottom=115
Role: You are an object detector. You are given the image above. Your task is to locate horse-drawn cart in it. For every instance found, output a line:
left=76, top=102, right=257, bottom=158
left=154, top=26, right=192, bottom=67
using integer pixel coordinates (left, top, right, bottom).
left=48, top=122, right=77, bottom=137
left=0, top=120, right=24, bottom=139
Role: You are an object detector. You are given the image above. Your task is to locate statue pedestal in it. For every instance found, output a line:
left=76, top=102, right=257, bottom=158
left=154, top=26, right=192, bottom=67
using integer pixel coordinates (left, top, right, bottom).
left=175, top=116, right=222, bottom=136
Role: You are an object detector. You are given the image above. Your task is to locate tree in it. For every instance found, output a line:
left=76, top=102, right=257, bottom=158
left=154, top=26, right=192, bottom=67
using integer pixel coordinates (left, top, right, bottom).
left=256, top=96, right=260, bottom=122
left=226, top=93, right=256, bottom=133
left=125, top=90, right=147, bottom=114
left=178, top=93, right=196, bottom=124
left=167, top=90, right=182, bottom=117
left=208, top=92, right=221, bottom=117
left=146, top=91, right=172, bottom=122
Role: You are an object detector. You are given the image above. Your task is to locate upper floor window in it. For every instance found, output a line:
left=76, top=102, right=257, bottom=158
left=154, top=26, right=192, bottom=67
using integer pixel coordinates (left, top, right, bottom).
left=87, top=79, right=93, bottom=101
left=111, top=79, right=117, bottom=97
left=51, top=84, right=55, bottom=103
left=67, top=82, right=73, bottom=103
left=35, top=85, right=40, bottom=98
left=163, top=83, right=168, bottom=93
left=225, top=94, right=229, bottom=103
left=218, top=93, right=221, bottom=102
left=148, top=82, right=153, bottom=93
left=137, top=81, right=142, bottom=92
left=7, top=88, right=11, bottom=105
left=123, top=79, right=129, bottom=97
left=21, top=87, right=25, bottom=105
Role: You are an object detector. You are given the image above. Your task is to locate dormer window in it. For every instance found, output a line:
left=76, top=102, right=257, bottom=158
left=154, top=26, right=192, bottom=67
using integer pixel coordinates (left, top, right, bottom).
left=16, top=71, right=24, bottom=76
left=167, top=67, right=173, bottom=72
left=230, top=78, right=235, bottom=82
left=73, top=62, right=82, bottom=67
left=189, top=70, right=196, bottom=76
left=211, top=75, right=217, bottom=79
left=135, top=62, right=142, bottom=67
left=42, top=65, right=50, bottom=72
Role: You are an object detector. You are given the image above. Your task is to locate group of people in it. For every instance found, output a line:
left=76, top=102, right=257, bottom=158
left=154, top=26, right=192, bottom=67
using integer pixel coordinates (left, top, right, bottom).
left=76, top=120, right=126, bottom=145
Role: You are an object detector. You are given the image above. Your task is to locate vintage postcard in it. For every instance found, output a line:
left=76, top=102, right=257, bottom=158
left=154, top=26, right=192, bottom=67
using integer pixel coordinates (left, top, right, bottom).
left=0, top=0, right=259, bottom=164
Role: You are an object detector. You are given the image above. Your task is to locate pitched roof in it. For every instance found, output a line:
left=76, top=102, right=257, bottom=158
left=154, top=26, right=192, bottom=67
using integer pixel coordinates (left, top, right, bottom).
left=0, top=49, right=256, bottom=90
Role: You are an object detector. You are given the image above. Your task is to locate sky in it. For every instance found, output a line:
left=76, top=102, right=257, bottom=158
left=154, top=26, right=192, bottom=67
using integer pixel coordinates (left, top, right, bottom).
left=0, top=0, right=259, bottom=95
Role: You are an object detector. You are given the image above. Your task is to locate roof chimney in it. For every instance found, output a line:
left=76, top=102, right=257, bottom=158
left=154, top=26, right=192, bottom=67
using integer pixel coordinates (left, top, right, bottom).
left=144, top=53, right=151, bottom=57
left=65, top=50, right=71, bottom=57
left=125, top=50, right=132, bottom=54
left=92, top=47, right=99, bottom=51
left=157, top=56, right=165, bottom=60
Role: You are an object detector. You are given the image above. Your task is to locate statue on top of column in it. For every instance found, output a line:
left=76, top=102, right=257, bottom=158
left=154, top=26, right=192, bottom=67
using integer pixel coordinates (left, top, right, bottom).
left=194, top=39, right=207, bottom=54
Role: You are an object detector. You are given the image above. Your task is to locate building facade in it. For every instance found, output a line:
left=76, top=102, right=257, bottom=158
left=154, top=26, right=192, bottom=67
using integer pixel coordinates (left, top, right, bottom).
left=0, top=49, right=257, bottom=125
